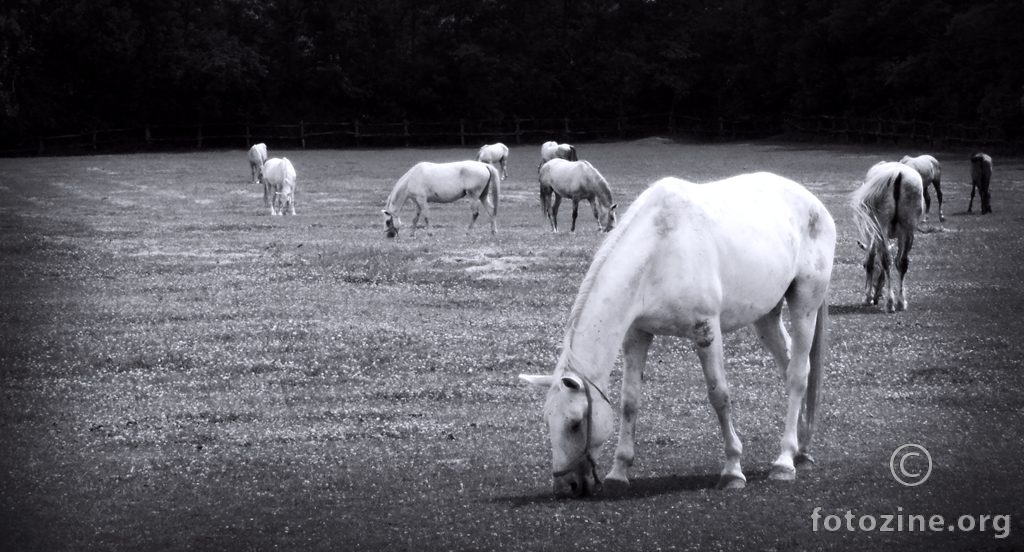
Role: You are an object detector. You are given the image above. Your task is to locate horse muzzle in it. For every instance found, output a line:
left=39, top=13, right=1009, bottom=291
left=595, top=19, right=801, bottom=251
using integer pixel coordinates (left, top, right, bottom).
left=552, top=456, right=601, bottom=498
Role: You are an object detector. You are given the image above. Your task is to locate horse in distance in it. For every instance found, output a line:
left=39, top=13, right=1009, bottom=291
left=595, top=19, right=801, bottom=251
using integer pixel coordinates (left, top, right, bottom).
left=382, top=160, right=500, bottom=238
left=262, top=157, right=297, bottom=216
left=851, top=161, right=924, bottom=312
left=900, top=154, right=943, bottom=222
left=477, top=143, right=510, bottom=180
left=969, top=153, right=993, bottom=214
left=540, top=141, right=578, bottom=168
left=520, top=172, right=835, bottom=497
left=538, top=158, right=617, bottom=232
left=248, top=143, right=268, bottom=188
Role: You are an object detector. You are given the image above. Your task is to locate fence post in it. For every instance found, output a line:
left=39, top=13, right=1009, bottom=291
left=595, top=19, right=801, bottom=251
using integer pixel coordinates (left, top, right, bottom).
left=563, top=117, right=570, bottom=138
left=354, top=119, right=360, bottom=147
left=460, top=119, right=466, bottom=146
left=145, top=126, right=152, bottom=148
left=92, top=131, right=98, bottom=151
left=196, top=125, right=203, bottom=149
left=514, top=117, right=522, bottom=144
left=300, top=120, right=306, bottom=149
left=245, top=125, right=251, bottom=147
left=37, top=137, right=44, bottom=155
left=403, top=119, right=410, bottom=147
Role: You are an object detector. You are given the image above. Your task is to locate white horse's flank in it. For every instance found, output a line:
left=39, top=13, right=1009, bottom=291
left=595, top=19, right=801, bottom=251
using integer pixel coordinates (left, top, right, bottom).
left=382, top=160, right=500, bottom=237
left=262, top=157, right=297, bottom=216
left=248, top=143, right=268, bottom=188
left=538, top=158, right=617, bottom=232
left=477, top=143, right=509, bottom=180
left=540, top=141, right=578, bottom=166
left=521, top=173, right=835, bottom=497
left=900, top=154, right=942, bottom=222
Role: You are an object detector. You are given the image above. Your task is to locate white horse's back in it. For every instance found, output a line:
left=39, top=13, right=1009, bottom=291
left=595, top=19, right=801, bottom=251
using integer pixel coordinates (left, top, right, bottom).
left=618, top=173, right=834, bottom=332
left=383, top=160, right=499, bottom=237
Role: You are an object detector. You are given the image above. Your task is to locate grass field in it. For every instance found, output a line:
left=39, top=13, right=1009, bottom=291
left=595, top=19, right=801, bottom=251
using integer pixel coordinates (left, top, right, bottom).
left=1, top=140, right=1023, bottom=551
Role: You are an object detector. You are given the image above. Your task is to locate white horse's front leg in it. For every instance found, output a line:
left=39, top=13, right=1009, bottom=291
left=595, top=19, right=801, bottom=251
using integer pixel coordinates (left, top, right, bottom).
left=695, top=318, right=745, bottom=489
left=605, top=327, right=653, bottom=494
left=570, top=200, right=580, bottom=232
left=770, top=308, right=816, bottom=481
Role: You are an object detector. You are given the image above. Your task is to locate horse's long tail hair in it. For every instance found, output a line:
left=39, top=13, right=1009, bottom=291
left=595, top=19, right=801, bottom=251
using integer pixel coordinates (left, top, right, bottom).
left=567, top=145, right=578, bottom=161
left=850, top=163, right=901, bottom=250
left=484, top=163, right=499, bottom=217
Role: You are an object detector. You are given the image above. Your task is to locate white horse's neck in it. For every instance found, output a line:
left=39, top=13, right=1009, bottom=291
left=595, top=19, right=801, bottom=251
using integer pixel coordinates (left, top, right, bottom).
left=385, top=178, right=410, bottom=216
left=560, top=228, right=650, bottom=387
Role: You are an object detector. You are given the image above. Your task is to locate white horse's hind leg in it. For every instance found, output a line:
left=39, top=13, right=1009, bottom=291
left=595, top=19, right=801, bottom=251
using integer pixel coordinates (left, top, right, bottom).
left=770, top=304, right=817, bottom=481
left=894, top=230, right=914, bottom=311
left=606, top=327, right=653, bottom=493
left=467, top=198, right=481, bottom=233
left=551, top=196, right=562, bottom=232
left=753, top=300, right=792, bottom=381
left=695, top=318, right=746, bottom=489
left=570, top=200, right=580, bottom=232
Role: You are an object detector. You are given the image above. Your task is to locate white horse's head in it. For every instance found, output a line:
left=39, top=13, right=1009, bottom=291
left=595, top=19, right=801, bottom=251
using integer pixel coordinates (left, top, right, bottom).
left=519, top=371, right=615, bottom=497
left=382, top=209, right=400, bottom=238
left=598, top=203, right=618, bottom=232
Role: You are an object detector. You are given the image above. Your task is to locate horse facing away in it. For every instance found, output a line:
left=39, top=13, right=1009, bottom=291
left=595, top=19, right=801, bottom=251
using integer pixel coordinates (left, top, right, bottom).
left=538, top=158, right=617, bottom=232
left=969, top=153, right=993, bottom=214
left=382, top=160, right=500, bottom=238
left=900, top=155, right=942, bottom=222
left=248, top=143, right=268, bottom=188
left=477, top=143, right=509, bottom=180
left=520, top=172, right=835, bottom=498
left=851, top=162, right=924, bottom=312
left=540, top=141, right=578, bottom=168
left=262, top=157, right=297, bottom=216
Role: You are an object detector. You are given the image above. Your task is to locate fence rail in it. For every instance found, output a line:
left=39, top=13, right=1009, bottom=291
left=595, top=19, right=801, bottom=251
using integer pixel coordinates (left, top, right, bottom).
left=1, top=113, right=1013, bottom=156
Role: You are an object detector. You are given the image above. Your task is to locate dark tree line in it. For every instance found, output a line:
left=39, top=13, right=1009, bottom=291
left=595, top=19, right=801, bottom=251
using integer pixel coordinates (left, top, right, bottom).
left=2, top=0, right=1022, bottom=145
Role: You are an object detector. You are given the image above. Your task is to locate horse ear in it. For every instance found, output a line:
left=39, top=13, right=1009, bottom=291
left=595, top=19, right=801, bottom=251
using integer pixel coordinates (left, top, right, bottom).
left=382, top=210, right=392, bottom=217
left=609, top=203, right=617, bottom=212
left=561, top=375, right=584, bottom=391
left=519, top=374, right=554, bottom=388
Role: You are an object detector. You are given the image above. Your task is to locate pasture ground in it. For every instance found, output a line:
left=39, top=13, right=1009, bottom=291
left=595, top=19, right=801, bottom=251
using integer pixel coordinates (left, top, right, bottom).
left=1, top=141, right=1023, bottom=551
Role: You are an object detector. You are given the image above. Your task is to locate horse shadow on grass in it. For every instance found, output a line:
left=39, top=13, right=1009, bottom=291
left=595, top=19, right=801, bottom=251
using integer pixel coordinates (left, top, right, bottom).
left=829, top=304, right=886, bottom=316
left=488, top=469, right=771, bottom=506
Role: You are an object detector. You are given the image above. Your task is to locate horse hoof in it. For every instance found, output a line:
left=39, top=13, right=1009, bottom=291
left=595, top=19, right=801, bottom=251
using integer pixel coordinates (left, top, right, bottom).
left=939, top=215, right=946, bottom=222
left=795, top=453, right=816, bottom=467
left=769, top=465, right=796, bottom=481
left=896, top=300, right=907, bottom=312
left=716, top=474, right=746, bottom=490
left=602, top=476, right=630, bottom=497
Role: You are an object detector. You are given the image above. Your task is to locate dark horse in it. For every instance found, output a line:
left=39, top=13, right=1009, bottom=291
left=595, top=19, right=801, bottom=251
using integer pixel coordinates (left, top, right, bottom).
left=969, top=153, right=993, bottom=214
left=851, top=162, right=924, bottom=312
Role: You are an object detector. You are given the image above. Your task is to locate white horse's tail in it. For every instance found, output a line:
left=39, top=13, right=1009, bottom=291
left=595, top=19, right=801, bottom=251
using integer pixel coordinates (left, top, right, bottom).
left=850, top=165, right=901, bottom=250
left=484, top=163, right=500, bottom=217
left=568, top=145, right=578, bottom=161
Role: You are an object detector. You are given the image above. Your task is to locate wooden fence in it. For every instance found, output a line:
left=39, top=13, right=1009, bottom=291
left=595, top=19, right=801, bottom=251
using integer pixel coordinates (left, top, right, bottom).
left=3, top=113, right=1013, bottom=156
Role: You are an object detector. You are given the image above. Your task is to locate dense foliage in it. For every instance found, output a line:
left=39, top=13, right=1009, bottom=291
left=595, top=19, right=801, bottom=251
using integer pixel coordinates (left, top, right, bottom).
left=2, top=0, right=1022, bottom=141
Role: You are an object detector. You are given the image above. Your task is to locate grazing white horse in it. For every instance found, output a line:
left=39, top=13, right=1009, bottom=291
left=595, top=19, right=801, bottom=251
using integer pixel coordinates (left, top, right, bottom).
left=477, top=143, right=509, bottom=180
left=262, top=157, right=297, bottom=216
left=521, top=173, right=835, bottom=497
left=900, top=155, right=942, bottom=222
left=248, top=143, right=268, bottom=188
left=852, top=162, right=924, bottom=311
left=540, top=141, right=578, bottom=167
left=538, top=158, right=617, bottom=232
left=969, top=153, right=993, bottom=214
left=382, top=160, right=500, bottom=238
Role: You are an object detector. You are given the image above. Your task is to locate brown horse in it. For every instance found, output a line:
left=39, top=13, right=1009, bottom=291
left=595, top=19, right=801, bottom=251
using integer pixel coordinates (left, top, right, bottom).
left=969, top=153, right=993, bottom=214
left=851, top=162, right=924, bottom=312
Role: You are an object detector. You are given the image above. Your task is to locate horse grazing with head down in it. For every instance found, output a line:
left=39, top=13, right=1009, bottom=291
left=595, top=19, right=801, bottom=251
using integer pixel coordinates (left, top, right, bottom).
left=538, top=158, right=617, bottom=232
left=520, top=172, right=835, bottom=498
left=900, top=155, right=942, bottom=222
left=248, top=143, right=268, bottom=188
left=851, top=161, right=924, bottom=312
left=476, top=143, right=509, bottom=180
left=262, top=157, right=297, bottom=216
left=969, top=153, right=993, bottom=214
left=382, top=160, right=500, bottom=238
